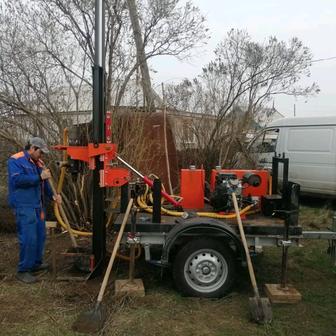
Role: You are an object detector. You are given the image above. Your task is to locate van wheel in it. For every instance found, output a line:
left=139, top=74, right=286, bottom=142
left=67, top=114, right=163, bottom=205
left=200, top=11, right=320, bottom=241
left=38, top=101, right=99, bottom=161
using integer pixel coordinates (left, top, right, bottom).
left=172, top=238, right=236, bottom=298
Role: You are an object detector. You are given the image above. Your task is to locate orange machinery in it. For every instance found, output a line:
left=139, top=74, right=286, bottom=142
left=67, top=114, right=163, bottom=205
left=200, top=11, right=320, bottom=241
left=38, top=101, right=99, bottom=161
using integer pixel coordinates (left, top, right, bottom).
left=210, top=169, right=270, bottom=197
left=180, top=168, right=205, bottom=210
left=180, top=167, right=270, bottom=210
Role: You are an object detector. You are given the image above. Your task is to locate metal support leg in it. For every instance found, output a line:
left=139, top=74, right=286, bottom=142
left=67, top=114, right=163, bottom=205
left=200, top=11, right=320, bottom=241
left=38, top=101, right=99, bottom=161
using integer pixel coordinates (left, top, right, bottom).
left=128, top=206, right=137, bottom=283
left=265, top=210, right=302, bottom=303
left=115, top=205, right=145, bottom=297
left=331, top=213, right=336, bottom=267
left=280, top=218, right=290, bottom=289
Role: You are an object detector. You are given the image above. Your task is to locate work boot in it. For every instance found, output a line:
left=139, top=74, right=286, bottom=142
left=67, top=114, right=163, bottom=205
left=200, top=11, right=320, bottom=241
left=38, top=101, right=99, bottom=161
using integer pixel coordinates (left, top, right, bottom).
left=32, top=263, right=49, bottom=273
left=16, top=272, right=37, bottom=284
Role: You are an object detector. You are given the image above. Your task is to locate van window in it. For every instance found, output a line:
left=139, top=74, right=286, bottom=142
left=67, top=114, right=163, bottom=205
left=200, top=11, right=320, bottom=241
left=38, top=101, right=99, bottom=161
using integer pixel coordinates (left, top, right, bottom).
left=250, top=129, right=279, bottom=153
left=287, top=128, right=333, bottom=152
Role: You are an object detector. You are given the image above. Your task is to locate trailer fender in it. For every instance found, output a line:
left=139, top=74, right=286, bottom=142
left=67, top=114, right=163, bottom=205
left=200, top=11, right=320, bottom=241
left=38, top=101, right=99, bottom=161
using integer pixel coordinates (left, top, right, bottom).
left=161, top=218, right=244, bottom=265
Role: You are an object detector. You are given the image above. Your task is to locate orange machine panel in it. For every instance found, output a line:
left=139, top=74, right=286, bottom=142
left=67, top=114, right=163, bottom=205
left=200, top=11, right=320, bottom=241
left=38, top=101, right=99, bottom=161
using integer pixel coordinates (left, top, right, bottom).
left=180, top=168, right=205, bottom=210
left=210, top=169, right=270, bottom=197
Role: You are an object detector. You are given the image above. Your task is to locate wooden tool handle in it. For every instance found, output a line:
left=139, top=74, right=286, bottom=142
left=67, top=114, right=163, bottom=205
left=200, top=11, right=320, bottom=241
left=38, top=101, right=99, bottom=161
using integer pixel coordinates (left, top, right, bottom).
left=97, top=198, right=133, bottom=303
left=232, top=192, right=260, bottom=298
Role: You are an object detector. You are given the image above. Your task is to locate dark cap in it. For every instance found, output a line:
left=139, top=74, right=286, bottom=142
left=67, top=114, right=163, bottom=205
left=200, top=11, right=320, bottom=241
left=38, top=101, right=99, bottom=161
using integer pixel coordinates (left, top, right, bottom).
left=30, top=137, right=49, bottom=154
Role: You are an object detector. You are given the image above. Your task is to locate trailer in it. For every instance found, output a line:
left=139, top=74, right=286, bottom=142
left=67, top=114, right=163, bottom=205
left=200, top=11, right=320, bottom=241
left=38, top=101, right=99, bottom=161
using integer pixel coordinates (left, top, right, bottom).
left=54, top=134, right=336, bottom=298
left=114, top=213, right=292, bottom=296
left=111, top=205, right=336, bottom=298
left=112, top=157, right=336, bottom=301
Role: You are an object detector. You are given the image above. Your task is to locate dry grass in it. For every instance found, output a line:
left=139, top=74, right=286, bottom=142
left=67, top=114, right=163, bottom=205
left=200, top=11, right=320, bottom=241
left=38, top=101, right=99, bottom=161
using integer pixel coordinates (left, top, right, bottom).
left=0, top=198, right=335, bottom=336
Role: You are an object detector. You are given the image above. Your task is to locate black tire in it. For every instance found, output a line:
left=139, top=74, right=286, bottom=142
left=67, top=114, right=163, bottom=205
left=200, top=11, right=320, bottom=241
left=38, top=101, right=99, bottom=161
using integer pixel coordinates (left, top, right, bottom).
left=172, top=238, right=236, bottom=298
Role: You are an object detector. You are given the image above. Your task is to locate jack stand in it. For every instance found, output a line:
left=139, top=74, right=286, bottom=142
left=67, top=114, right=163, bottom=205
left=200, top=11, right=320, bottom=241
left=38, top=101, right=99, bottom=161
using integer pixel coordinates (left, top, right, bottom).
left=115, top=206, right=145, bottom=297
left=265, top=211, right=301, bottom=304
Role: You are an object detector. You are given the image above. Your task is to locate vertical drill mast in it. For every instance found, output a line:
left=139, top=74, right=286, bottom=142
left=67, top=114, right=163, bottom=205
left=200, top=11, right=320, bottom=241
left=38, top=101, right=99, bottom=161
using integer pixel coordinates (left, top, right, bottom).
left=92, top=0, right=106, bottom=273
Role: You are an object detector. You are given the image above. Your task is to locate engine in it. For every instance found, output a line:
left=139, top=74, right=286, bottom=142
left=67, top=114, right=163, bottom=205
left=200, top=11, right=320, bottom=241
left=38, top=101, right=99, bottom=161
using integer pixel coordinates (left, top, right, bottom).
left=210, top=171, right=264, bottom=212
left=210, top=173, right=242, bottom=211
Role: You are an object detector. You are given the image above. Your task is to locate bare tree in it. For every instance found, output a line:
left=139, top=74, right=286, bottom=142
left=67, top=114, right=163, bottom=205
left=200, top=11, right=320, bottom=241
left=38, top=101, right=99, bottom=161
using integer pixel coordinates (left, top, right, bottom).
left=166, top=29, right=319, bottom=173
left=115, top=0, right=209, bottom=106
left=127, top=0, right=156, bottom=109
left=0, top=0, right=208, bottom=229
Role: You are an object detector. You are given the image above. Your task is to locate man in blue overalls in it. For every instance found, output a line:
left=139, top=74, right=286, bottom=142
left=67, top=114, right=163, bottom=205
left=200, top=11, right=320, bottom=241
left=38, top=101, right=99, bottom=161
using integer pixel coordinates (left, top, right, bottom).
left=8, top=137, right=61, bottom=283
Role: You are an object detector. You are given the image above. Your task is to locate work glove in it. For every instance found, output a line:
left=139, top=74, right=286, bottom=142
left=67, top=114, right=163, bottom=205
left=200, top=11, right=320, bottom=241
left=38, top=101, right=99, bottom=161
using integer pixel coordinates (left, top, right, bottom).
left=40, top=169, right=51, bottom=180
left=53, top=194, right=62, bottom=205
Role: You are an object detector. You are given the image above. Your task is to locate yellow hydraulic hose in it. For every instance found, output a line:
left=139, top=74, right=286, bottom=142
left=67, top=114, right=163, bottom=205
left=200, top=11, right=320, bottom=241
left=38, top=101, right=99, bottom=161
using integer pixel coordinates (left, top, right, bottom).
left=137, top=183, right=257, bottom=219
left=137, top=193, right=255, bottom=219
left=57, top=129, right=68, bottom=193
left=53, top=129, right=92, bottom=237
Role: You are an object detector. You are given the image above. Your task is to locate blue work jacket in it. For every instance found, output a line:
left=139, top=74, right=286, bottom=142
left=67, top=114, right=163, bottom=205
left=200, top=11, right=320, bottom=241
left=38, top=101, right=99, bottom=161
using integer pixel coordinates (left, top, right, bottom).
left=8, top=150, right=53, bottom=208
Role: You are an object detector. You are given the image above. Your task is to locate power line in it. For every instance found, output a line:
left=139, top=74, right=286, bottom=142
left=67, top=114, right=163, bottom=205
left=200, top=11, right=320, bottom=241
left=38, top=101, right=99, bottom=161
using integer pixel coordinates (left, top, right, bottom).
left=312, top=56, right=336, bottom=63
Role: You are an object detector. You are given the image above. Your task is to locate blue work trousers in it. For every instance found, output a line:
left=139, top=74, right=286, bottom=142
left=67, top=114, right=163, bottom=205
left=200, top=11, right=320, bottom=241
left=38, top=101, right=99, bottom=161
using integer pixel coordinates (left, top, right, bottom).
left=15, top=207, right=46, bottom=272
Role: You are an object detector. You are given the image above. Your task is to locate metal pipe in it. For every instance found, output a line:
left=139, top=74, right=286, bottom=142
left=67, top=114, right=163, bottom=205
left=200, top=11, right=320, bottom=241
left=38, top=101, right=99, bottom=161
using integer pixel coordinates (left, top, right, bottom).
left=116, top=155, right=144, bottom=178
left=95, top=0, right=104, bottom=67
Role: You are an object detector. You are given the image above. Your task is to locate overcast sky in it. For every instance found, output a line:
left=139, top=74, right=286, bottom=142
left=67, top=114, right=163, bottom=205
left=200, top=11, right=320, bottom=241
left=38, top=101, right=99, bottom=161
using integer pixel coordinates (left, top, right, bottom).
left=150, top=0, right=336, bottom=118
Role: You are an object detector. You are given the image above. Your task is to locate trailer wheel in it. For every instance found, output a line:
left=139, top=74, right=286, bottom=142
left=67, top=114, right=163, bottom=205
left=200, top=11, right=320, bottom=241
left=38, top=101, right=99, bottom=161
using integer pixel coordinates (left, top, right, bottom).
left=172, top=238, right=236, bottom=298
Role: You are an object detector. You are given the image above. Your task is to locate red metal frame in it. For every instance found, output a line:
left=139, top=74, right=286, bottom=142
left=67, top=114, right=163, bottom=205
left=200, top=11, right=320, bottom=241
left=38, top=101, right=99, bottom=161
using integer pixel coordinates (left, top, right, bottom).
left=105, top=111, right=112, bottom=144
left=53, top=143, right=130, bottom=187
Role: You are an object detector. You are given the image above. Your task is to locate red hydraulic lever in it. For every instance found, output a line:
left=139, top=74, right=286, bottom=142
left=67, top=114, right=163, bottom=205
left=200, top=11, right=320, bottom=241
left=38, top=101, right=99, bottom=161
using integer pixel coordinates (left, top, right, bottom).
left=116, top=155, right=181, bottom=207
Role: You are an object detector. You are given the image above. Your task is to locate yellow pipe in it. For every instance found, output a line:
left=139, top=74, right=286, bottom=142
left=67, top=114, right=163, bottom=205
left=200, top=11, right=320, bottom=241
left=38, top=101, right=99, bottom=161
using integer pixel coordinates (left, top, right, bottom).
left=57, top=128, right=68, bottom=193
left=53, top=129, right=93, bottom=237
left=137, top=189, right=256, bottom=219
left=139, top=183, right=256, bottom=219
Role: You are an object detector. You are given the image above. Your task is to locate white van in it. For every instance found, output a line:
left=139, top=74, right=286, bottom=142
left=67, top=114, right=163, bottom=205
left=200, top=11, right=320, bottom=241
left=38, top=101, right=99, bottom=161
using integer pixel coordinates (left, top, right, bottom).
left=249, top=116, right=336, bottom=198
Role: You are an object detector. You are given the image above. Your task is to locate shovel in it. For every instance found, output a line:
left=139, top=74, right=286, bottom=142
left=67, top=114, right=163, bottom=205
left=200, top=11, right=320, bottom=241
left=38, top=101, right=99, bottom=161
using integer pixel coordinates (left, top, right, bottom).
left=72, top=198, right=134, bottom=334
left=232, top=192, right=272, bottom=324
